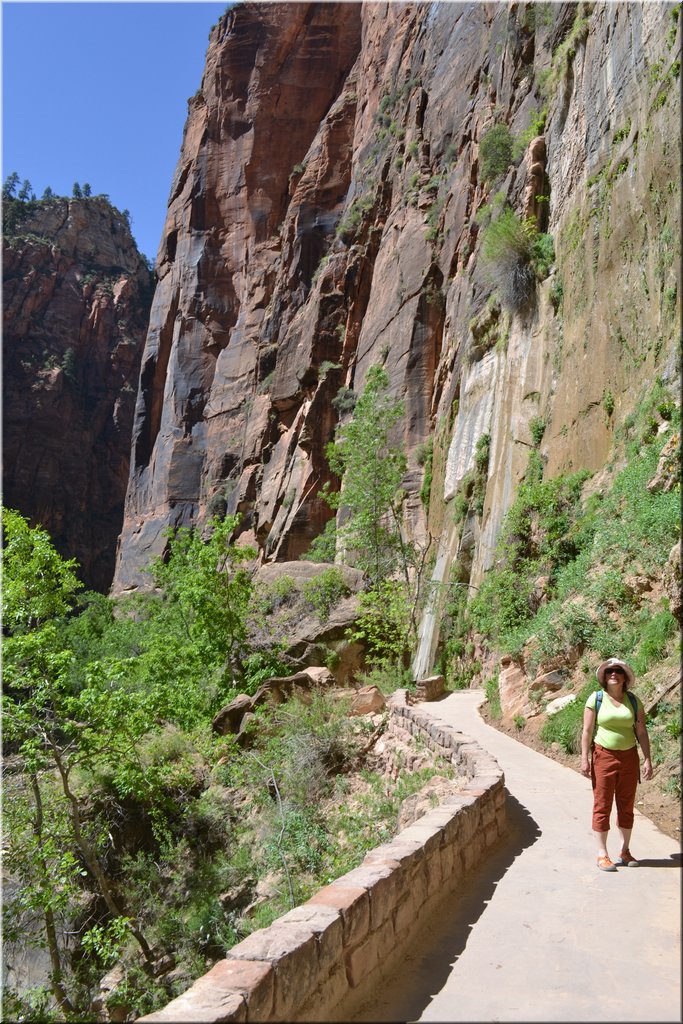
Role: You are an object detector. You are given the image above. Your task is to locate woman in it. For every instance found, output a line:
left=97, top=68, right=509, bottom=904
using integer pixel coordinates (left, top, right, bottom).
left=580, top=657, right=653, bottom=871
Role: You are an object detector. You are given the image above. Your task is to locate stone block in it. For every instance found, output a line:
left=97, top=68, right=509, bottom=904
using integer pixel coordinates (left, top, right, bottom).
left=365, top=865, right=402, bottom=930
left=345, top=916, right=394, bottom=988
left=278, top=904, right=343, bottom=979
left=423, top=845, right=443, bottom=893
left=397, top=820, right=444, bottom=858
left=308, top=885, right=369, bottom=948
left=462, top=837, right=485, bottom=872
left=393, top=893, right=418, bottom=937
left=484, top=820, right=501, bottom=847
left=297, top=963, right=350, bottom=1021
left=227, top=922, right=319, bottom=1020
left=137, top=980, right=247, bottom=1023
left=439, top=840, right=459, bottom=884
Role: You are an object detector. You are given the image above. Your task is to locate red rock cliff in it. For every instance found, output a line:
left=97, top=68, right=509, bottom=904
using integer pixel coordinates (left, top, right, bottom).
left=113, top=1, right=680, bottom=593
left=3, top=196, right=152, bottom=591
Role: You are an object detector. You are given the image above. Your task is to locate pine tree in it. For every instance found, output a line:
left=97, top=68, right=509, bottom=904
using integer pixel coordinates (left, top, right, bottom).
left=18, top=178, right=34, bottom=202
left=72, top=182, right=82, bottom=199
left=2, top=171, right=20, bottom=199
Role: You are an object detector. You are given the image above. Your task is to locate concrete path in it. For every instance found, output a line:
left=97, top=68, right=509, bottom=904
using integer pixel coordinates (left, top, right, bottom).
left=354, top=690, right=681, bottom=1023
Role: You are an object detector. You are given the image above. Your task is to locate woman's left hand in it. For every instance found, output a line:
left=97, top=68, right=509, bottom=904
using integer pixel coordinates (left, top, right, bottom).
left=642, top=757, right=653, bottom=781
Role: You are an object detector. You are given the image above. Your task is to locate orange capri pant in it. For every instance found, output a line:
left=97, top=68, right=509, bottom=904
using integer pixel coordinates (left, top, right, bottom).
left=591, top=744, right=640, bottom=832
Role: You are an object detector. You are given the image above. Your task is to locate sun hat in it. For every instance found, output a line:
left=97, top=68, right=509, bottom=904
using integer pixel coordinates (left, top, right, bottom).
left=596, top=658, right=635, bottom=687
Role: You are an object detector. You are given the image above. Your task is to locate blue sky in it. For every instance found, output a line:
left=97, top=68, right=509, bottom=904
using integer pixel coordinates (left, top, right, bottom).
left=2, top=2, right=228, bottom=261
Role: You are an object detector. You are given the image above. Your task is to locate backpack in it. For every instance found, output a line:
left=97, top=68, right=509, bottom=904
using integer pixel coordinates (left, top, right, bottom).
left=593, top=689, right=638, bottom=741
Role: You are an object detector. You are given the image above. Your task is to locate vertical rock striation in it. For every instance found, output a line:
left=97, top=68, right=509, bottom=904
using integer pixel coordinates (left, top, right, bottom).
left=3, top=197, right=152, bottom=591
left=113, top=1, right=680, bottom=604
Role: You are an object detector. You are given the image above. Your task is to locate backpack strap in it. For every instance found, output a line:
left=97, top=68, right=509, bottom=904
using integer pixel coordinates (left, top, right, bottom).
left=626, top=691, right=638, bottom=721
left=592, top=689, right=603, bottom=742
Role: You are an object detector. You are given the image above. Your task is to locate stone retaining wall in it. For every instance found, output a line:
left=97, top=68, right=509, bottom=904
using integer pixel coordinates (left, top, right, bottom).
left=138, top=695, right=508, bottom=1023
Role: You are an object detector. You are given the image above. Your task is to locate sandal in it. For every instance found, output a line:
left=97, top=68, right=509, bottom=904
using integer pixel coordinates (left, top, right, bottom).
left=597, top=855, right=617, bottom=872
left=615, top=850, right=639, bottom=867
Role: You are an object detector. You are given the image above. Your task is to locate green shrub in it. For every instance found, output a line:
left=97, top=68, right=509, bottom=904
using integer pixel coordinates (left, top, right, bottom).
left=302, top=567, right=349, bottom=622
left=331, top=387, right=357, bottom=415
left=539, top=689, right=590, bottom=753
left=479, top=124, right=514, bottom=184
left=419, top=437, right=434, bottom=509
left=603, top=389, right=615, bottom=417
left=300, top=518, right=337, bottom=563
left=481, top=207, right=538, bottom=311
left=485, top=673, right=502, bottom=719
left=512, top=107, right=548, bottom=160
left=531, top=232, right=555, bottom=278
left=529, top=416, right=546, bottom=447
left=630, top=609, right=678, bottom=675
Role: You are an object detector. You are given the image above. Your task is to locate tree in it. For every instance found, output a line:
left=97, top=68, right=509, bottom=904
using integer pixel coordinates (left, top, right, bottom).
left=324, top=365, right=409, bottom=587
left=2, top=509, right=156, bottom=1015
left=82, top=182, right=92, bottom=197
left=3, top=170, right=20, bottom=199
left=18, top=178, right=34, bottom=202
left=72, top=181, right=82, bottom=198
left=42, top=186, right=55, bottom=201
left=150, top=515, right=256, bottom=685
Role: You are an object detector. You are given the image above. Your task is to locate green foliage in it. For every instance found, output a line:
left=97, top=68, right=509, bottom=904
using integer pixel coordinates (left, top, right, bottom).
left=2, top=508, right=83, bottom=632
left=512, top=107, right=548, bottom=160
left=302, top=567, right=349, bottom=622
left=541, top=5, right=592, bottom=100
left=325, top=365, right=408, bottom=587
left=481, top=207, right=538, bottom=311
left=479, top=124, right=514, bottom=184
left=630, top=609, right=678, bottom=676
left=530, top=232, right=555, bottom=279
left=348, top=580, right=414, bottom=669
left=603, top=389, right=615, bottom=417
left=484, top=673, right=502, bottom=719
left=331, top=386, right=357, bottom=415
left=465, top=380, right=680, bottom=678
left=539, top=685, right=594, bottom=753
left=419, top=437, right=434, bottom=509
left=468, top=465, right=590, bottom=649
left=300, top=518, right=337, bottom=563
left=150, top=516, right=256, bottom=685
left=529, top=416, right=546, bottom=447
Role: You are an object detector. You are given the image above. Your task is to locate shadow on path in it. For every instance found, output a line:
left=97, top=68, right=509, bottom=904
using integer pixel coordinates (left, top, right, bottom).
left=352, top=793, right=541, bottom=1023
left=634, top=852, right=681, bottom=868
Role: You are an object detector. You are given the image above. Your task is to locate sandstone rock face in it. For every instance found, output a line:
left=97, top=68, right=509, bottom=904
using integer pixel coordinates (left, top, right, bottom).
left=3, top=197, right=152, bottom=591
left=113, top=0, right=680, bottom=684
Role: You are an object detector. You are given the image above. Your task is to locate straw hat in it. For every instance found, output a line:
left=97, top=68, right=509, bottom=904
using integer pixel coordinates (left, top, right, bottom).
left=596, top=657, right=635, bottom=687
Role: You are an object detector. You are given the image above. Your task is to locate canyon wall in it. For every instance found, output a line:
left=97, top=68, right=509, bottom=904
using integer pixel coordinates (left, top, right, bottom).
left=113, top=1, right=680, bottom=645
left=3, top=197, right=152, bottom=591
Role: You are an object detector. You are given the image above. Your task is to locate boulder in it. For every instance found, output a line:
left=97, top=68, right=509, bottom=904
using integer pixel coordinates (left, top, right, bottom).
left=498, top=656, right=531, bottom=719
left=528, top=670, right=565, bottom=698
left=349, top=685, right=386, bottom=716
left=647, top=431, right=680, bottom=493
left=546, top=693, right=577, bottom=716
left=212, top=694, right=253, bottom=735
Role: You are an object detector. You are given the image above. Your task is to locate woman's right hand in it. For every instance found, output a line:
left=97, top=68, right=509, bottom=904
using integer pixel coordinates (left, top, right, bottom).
left=580, top=758, right=591, bottom=778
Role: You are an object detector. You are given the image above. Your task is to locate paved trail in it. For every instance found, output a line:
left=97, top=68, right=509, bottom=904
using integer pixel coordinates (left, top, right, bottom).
left=354, top=690, right=681, bottom=1023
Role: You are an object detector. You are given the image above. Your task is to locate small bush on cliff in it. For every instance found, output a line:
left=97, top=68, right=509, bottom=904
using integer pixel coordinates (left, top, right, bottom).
left=481, top=207, right=539, bottom=312
left=479, top=123, right=514, bottom=184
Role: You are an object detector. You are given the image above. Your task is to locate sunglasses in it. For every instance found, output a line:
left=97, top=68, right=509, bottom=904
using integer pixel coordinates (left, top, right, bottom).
left=607, top=668, right=626, bottom=677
